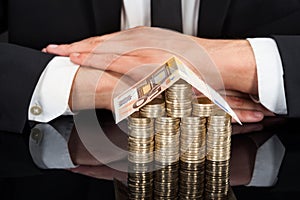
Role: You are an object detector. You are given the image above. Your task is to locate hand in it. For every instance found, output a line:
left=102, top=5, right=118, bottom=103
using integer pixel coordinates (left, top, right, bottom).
left=44, top=26, right=268, bottom=123
left=194, top=89, right=274, bottom=123
left=69, top=67, right=134, bottom=111
left=196, top=38, right=258, bottom=95
left=222, top=90, right=275, bottom=123
left=44, top=27, right=175, bottom=82
left=44, top=27, right=258, bottom=95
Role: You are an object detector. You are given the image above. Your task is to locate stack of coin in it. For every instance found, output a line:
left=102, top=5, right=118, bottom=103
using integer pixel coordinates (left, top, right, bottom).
left=154, top=162, right=179, bottom=199
left=179, top=161, right=205, bottom=200
left=127, top=112, right=154, bottom=164
left=155, top=117, right=181, bottom=164
left=205, top=108, right=232, bottom=200
left=128, top=162, right=154, bottom=200
left=140, top=98, right=166, bottom=118
left=192, top=97, right=216, bottom=117
left=180, top=116, right=207, bottom=164
left=165, top=79, right=193, bottom=117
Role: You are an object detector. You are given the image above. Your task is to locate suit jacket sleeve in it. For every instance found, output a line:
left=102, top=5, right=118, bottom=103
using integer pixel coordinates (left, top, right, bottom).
left=272, top=36, right=300, bottom=117
left=0, top=130, right=43, bottom=177
left=0, top=0, right=7, bottom=34
left=0, top=43, right=54, bottom=133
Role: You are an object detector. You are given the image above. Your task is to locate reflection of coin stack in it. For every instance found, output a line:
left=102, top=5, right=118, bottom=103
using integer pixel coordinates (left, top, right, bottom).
left=127, top=112, right=154, bottom=200
left=127, top=163, right=154, bottom=200
left=179, top=116, right=206, bottom=199
left=154, top=162, right=179, bottom=200
left=154, top=117, right=180, bottom=199
left=205, top=109, right=232, bottom=200
left=140, top=98, right=166, bottom=118
left=179, top=162, right=205, bottom=200
left=165, top=79, right=193, bottom=117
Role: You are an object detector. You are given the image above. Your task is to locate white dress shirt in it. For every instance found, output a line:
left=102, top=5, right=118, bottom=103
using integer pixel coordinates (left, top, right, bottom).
left=28, top=0, right=287, bottom=123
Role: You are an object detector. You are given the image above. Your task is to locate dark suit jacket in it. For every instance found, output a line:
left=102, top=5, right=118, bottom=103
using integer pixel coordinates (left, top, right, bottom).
left=1, top=0, right=300, bottom=133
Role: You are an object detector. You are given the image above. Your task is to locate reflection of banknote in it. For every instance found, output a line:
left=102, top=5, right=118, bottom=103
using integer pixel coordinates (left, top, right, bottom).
left=113, top=57, right=241, bottom=124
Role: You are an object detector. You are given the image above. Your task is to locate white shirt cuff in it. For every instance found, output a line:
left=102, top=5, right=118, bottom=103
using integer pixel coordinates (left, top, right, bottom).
left=28, top=56, right=80, bottom=122
left=247, top=38, right=287, bottom=114
left=29, top=122, right=77, bottom=169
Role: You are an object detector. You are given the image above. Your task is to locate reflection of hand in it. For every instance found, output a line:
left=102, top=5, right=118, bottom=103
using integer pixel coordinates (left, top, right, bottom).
left=68, top=125, right=102, bottom=166
left=230, top=131, right=279, bottom=186
left=232, top=116, right=287, bottom=135
left=230, top=134, right=257, bottom=186
left=68, top=126, right=128, bottom=181
left=68, top=123, right=128, bottom=166
left=232, top=122, right=263, bottom=135
left=67, top=116, right=128, bottom=180
left=68, top=130, right=127, bottom=181
left=231, top=124, right=285, bottom=186
left=68, top=160, right=128, bottom=182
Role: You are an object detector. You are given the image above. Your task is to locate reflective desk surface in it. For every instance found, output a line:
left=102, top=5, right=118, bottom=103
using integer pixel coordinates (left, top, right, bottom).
left=0, top=109, right=299, bottom=200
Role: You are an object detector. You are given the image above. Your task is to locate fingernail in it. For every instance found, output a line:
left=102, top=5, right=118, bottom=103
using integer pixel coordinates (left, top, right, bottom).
left=253, top=111, right=263, bottom=119
left=48, top=44, right=58, bottom=48
left=72, top=53, right=80, bottom=57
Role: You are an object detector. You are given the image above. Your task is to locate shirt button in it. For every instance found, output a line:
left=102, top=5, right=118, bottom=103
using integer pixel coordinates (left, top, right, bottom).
left=30, top=105, right=42, bottom=115
left=31, top=128, right=43, bottom=144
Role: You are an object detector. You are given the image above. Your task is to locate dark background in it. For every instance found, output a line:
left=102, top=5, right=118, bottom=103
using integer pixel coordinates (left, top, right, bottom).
left=0, top=31, right=8, bottom=42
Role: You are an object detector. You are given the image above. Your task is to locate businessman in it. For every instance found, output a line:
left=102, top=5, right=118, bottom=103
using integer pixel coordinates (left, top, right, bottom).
left=1, top=0, right=299, bottom=133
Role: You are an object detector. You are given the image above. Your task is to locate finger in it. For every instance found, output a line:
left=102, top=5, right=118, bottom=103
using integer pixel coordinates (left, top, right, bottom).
left=70, top=52, right=141, bottom=80
left=70, top=52, right=89, bottom=65
left=45, top=44, right=72, bottom=56
left=232, top=109, right=264, bottom=123
left=218, top=90, right=250, bottom=99
left=70, top=51, right=170, bottom=75
left=45, top=40, right=95, bottom=56
left=46, top=32, right=120, bottom=56
left=226, top=95, right=275, bottom=116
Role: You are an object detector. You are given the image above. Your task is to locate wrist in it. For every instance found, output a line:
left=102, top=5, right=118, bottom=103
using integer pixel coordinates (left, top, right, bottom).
left=69, top=67, right=111, bottom=111
left=196, top=38, right=258, bottom=95
left=70, top=67, right=123, bottom=111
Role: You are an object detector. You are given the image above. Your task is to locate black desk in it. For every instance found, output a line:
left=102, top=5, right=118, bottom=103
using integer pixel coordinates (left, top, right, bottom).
left=0, top=110, right=298, bottom=200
